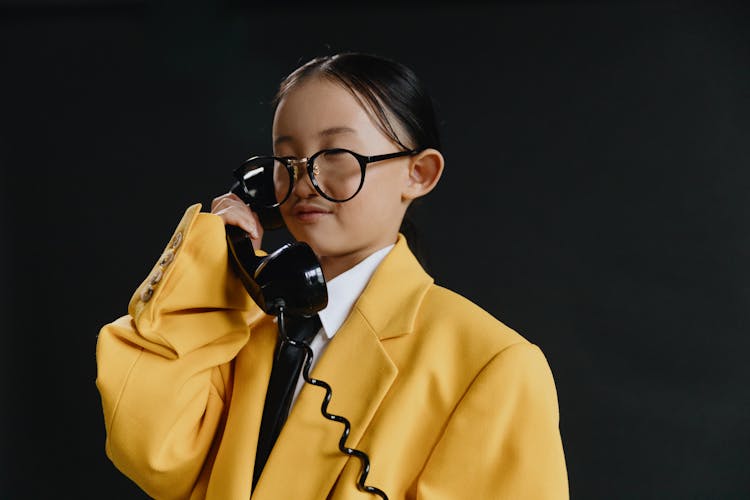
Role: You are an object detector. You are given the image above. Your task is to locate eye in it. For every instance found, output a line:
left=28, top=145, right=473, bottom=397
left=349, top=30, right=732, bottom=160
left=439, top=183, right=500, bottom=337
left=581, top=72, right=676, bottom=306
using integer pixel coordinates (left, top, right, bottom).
left=321, top=150, right=351, bottom=163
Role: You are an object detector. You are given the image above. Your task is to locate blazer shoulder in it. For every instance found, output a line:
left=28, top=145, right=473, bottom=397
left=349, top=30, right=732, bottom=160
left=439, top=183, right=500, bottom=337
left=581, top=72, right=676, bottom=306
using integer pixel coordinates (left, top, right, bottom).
left=418, top=283, right=531, bottom=355
left=383, top=283, right=553, bottom=418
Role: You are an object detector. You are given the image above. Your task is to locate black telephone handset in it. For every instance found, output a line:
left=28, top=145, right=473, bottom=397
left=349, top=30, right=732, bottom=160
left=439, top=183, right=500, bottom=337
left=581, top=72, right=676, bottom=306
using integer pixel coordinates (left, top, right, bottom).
left=225, top=223, right=327, bottom=317
left=226, top=169, right=328, bottom=315
left=230, top=179, right=286, bottom=232
left=225, top=165, right=389, bottom=499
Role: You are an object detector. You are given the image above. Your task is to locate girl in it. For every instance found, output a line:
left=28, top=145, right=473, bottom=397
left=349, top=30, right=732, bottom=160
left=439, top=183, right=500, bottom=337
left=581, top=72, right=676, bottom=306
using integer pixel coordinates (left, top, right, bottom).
left=96, top=52, right=568, bottom=499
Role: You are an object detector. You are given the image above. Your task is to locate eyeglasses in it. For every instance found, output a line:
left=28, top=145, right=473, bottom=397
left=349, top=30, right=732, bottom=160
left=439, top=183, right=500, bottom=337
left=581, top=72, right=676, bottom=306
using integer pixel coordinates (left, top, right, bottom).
left=233, top=148, right=420, bottom=206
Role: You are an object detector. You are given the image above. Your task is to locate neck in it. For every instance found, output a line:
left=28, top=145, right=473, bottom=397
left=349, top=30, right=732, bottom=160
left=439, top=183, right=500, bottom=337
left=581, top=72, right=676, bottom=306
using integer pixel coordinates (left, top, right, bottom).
left=318, top=242, right=394, bottom=282
left=319, top=252, right=368, bottom=282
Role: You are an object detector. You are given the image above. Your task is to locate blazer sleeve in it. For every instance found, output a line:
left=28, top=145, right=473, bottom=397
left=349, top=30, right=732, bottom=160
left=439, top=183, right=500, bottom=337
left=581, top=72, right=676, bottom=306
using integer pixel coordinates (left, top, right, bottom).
left=95, top=203, right=264, bottom=499
left=416, top=342, right=569, bottom=500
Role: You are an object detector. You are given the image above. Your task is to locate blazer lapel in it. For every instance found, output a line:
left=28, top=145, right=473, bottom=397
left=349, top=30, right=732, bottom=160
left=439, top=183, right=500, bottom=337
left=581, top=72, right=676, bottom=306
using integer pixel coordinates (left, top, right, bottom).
left=252, top=234, right=434, bottom=499
left=252, top=308, right=396, bottom=499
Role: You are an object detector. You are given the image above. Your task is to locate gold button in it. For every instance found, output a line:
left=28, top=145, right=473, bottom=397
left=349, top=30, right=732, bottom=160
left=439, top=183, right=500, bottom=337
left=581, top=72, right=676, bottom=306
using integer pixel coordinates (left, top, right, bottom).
left=149, top=267, right=163, bottom=286
left=140, top=286, right=154, bottom=302
left=170, top=231, right=183, bottom=249
left=159, top=249, right=175, bottom=267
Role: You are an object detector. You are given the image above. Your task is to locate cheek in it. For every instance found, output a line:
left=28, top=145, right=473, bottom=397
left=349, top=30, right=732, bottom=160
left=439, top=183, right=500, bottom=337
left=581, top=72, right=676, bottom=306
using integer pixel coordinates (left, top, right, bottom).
left=364, top=171, right=404, bottom=208
left=339, top=176, right=403, bottom=224
left=278, top=203, right=293, bottom=220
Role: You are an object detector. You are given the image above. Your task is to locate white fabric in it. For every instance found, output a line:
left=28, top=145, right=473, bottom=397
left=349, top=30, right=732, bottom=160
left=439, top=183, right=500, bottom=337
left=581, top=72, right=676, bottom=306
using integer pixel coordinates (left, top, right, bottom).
left=290, top=243, right=395, bottom=406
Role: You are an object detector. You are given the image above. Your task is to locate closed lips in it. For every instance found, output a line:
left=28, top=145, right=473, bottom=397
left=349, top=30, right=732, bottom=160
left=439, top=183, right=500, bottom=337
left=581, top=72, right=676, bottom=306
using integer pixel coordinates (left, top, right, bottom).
left=293, top=204, right=331, bottom=215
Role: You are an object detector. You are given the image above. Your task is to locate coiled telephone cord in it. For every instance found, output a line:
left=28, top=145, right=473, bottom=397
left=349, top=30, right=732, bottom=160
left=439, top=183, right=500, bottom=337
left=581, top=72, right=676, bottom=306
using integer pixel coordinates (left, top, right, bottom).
left=278, top=309, right=389, bottom=500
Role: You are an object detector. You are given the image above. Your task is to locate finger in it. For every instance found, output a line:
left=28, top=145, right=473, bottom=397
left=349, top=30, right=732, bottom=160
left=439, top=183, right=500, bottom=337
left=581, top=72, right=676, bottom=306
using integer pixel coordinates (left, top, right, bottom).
left=226, top=192, right=244, bottom=203
left=215, top=207, right=259, bottom=239
left=212, top=192, right=245, bottom=211
left=211, top=196, right=246, bottom=215
left=211, top=192, right=235, bottom=212
left=249, top=210, right=264, bottom=245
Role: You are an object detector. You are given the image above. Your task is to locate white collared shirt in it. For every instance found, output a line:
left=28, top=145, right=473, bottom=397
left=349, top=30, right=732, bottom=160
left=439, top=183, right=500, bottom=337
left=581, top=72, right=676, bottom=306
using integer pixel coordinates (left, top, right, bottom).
left=290, top=243, right=395, bottom=407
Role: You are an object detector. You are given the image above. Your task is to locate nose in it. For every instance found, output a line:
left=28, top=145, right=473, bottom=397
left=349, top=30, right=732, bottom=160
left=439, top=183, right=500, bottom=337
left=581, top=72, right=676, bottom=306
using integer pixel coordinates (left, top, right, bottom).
left=289, top=158, right=317, bottom=198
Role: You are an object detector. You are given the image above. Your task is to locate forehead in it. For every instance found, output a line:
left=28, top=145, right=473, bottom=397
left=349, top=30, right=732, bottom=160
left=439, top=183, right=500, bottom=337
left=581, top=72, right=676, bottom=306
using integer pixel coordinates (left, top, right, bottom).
left=272, top=77, right=379, bottom=143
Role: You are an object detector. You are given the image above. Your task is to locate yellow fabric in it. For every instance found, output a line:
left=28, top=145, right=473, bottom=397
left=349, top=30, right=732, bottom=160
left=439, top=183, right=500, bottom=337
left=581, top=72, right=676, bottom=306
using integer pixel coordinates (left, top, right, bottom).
left=96, top=203, right=568, bottom=499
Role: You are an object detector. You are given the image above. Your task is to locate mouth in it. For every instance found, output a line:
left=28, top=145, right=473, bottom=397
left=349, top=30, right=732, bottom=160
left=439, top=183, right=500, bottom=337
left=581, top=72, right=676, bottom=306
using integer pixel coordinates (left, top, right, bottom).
left=291, top=204, right=332, bottom=223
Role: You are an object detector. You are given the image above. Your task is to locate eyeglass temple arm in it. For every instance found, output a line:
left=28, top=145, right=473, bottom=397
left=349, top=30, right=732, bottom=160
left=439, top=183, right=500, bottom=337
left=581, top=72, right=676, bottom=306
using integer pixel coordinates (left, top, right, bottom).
left=363, top=150, right=420, bottom=163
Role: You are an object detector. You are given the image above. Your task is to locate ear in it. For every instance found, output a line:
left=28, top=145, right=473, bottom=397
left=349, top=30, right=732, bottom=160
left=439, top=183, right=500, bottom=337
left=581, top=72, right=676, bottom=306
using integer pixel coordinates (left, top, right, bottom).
left=402, top=148, right=444, bottom=201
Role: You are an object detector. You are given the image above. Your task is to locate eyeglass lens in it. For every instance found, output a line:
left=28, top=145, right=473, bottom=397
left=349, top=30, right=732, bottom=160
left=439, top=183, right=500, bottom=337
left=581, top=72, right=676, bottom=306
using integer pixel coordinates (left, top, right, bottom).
left=240, top=151, right=364, bottom=206
left=275, top=151, right=363, bottom=202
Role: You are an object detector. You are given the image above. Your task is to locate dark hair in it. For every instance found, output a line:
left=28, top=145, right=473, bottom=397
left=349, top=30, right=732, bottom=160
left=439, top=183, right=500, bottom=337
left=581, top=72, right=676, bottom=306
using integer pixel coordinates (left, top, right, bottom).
left=273, top=52, right=442, bottom=271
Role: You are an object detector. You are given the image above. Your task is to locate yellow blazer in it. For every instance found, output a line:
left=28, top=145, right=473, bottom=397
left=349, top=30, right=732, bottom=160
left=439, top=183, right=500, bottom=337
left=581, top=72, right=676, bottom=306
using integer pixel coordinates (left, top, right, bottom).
left=96, top=204, right=568, bottom=499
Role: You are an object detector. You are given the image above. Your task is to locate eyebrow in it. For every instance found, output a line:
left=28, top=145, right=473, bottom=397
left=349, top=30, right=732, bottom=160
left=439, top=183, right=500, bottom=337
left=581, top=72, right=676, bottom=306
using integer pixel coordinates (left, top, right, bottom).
left=273, top=126, right=357, bottom=147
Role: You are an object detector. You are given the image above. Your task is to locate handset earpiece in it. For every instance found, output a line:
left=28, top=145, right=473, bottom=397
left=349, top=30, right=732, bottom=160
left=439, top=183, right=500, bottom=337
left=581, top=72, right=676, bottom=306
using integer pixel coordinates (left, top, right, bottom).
left=230, top=180, right=286, bottom=231
left=225, top=224, right=327, bottom=316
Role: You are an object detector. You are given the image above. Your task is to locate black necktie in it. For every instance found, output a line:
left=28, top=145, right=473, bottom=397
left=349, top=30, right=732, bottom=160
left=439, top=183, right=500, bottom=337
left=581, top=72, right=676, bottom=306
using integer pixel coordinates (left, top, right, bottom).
left=252, top=313, right=322, bottom=490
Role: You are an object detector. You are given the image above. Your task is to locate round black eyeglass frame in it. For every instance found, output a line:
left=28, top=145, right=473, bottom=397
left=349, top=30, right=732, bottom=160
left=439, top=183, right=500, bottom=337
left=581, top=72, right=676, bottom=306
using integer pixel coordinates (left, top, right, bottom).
left=234, top=148, right=421, bottom=205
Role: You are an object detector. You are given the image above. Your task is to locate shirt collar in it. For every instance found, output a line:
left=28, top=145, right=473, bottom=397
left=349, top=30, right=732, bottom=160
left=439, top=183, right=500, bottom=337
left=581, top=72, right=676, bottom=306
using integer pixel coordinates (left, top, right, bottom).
left=317, top=244, right=395, bottom=339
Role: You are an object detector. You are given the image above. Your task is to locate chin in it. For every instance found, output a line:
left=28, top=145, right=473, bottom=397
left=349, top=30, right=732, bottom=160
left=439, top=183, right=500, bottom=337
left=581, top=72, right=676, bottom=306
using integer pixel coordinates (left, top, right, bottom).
left=286, top=225, right=331, bottom=253
left=301, top=240, right=346, bottom=260
left=293, top=233, right=355, bottom=261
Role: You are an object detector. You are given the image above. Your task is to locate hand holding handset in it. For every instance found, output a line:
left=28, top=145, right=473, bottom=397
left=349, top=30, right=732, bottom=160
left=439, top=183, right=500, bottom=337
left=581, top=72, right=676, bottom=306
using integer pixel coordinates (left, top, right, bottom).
left=217, top=159, right=389, bottom=499
left=229, top=156, right=285, bottom=231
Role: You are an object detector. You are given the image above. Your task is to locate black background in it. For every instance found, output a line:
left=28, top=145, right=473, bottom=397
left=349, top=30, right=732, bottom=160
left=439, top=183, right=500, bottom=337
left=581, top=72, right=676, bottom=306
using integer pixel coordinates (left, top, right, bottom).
left=2, top=0, right=749, bottom=498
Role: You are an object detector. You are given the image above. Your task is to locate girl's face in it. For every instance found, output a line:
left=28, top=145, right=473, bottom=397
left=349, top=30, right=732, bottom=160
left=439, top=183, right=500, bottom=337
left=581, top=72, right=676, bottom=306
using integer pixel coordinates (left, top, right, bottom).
left=272, top=76, right=412, bottom=280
